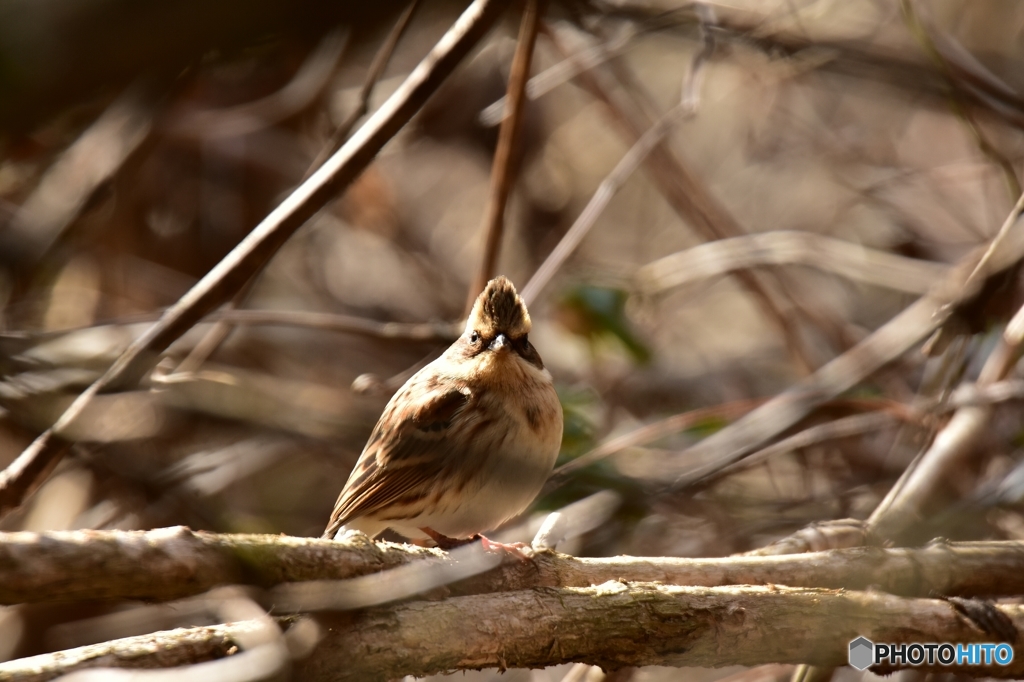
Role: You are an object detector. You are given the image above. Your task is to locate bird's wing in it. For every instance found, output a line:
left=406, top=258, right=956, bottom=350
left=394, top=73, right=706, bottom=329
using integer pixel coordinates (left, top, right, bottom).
left=322, top=379, right=470, bottom=539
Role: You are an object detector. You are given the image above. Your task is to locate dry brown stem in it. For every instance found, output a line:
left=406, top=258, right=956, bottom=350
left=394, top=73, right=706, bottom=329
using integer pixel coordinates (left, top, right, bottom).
left=467, top=0, right=542, bottom=311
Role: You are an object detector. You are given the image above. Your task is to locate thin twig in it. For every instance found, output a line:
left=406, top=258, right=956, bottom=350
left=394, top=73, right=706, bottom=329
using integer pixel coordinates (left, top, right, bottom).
left=868, top=297, right=1024, bottom=541
left=901, top=0, right=1021, bottom=201
left=520, top=9, right=715, bottom=305
left=208, top=309, right=460, bottom=341
left=304, top=1, right=421, bottom=179
left=636, top=231, right=950, bottom=297
left=0, top=0, right=509, bottom=521
left=521, top=103, right=690, bottom=305
left=542, top=22, right=819, bottom=374
left=665, top=201, right=1024, bottom=493
left=548, top=396, right=917, bottom=491
left=166, top=29, right=350, bottom=139
left=467, top=0, right=542, bottom=312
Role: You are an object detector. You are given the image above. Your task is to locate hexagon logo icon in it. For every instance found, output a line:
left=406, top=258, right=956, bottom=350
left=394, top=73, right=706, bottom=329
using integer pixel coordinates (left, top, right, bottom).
left=849, top=637, right=874, bottom=670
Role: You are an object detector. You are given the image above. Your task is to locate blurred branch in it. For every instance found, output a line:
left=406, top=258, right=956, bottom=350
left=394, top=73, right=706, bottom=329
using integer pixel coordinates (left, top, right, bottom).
left=3, top=527, right=1024, bottom=605
left=153, top=363, right=371, bottom=439
left=3, top=86, right=155, bottom=264
left=549, top=396, right=916, bottom=490
left=549, top=398, right=765, bottom=486
left=304, top=0, right=421, bottom=177
left=520, top=11, right=715, bottom=304
left=2, top=308, right=459, bottom=351
left=707, top=412, right=899, bottom=484
left=0, top=0, right=508, bottom=522
left=543, top=22, right=818, bottom=374
left=479, top=22, right=637, bottom=127
left=5, top=583, right=1023, bottom=680
left=600, top=3, right=1024, bottom=128
left=0, top=1, right=417, bottom=131
left=869, top=296, right=1024, bottom=543
left=167, top=28, right=351, bottom=375
left=744, top=519, right=878, bottom=557
left=467, top=0, right=542, bottom=311
left=0, top=619, right=278, bottom=682
left=901, top=0, right=1021, bottom=200
left=165, top=28, right=349, bottom=139
left=521, top=102, right=691, bottom=305
left=207, top=308, right=460, bottom=341
left=667, top=198, right=1024, bottom=492
left=636, top=231, right=951, bottom=297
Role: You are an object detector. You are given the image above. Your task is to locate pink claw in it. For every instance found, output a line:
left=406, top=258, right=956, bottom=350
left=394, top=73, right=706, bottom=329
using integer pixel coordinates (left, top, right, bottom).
left=478, top=535, right=532, bottom=561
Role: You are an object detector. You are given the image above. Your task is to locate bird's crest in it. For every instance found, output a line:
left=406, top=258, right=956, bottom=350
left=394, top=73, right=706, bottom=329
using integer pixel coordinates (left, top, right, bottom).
left=467, top=276, right=531, bottom=338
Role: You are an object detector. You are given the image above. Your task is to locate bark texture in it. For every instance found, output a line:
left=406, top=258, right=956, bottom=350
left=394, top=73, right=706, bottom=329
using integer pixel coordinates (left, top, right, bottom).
left=2, top=528, right=1023, bottom=604
left=3, top=584, right=1021, bottom=681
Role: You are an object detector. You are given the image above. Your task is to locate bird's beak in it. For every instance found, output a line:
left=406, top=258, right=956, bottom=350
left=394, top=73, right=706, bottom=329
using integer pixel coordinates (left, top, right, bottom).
left=489, top=333, right=509, bottom=353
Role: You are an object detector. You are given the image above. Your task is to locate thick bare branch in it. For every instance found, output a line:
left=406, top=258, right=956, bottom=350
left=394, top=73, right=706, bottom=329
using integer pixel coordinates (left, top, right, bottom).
left=4, top=584, right=1023, bottom=681
left=0, top=620, right=268, bottom=682
left=2, top=528, right=1024, bottom=605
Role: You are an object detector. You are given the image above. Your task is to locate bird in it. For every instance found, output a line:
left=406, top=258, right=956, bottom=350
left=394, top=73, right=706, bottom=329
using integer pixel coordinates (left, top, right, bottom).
left=323, top=275, right=563, bottom=551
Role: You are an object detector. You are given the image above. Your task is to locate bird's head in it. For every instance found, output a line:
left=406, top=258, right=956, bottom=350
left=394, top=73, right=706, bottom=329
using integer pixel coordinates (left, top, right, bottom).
left=461, top=276, right=543, bottom=369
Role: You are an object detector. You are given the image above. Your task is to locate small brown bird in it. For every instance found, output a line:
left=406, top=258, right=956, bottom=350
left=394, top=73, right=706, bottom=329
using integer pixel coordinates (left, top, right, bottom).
left=323, top=276, right=563, bottom=548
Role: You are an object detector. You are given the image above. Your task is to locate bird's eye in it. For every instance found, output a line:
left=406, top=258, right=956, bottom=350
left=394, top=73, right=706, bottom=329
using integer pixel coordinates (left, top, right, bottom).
left=470, top=331, right=480, bottom=344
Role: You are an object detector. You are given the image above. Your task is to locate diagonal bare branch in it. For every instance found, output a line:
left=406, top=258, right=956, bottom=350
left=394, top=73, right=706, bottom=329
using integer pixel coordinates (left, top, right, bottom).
left=0, top=0, right=509, bottom=521
left=668, top=198, right=1024, bottom=492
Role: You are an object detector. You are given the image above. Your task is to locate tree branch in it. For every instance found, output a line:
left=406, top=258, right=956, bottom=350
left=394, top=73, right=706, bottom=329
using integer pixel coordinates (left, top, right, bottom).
left=3, top=528, right=1024, bottom=605
left=667, top=201, right=1024, bottom=492
left=467, top=0, right=542, bottom=311
left=4, top=584, right=1023, bottom=681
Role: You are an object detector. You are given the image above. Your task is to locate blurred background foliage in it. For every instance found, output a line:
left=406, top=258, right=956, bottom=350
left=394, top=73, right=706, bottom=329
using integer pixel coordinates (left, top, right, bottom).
left=4, top=0, right=1024, bottom=677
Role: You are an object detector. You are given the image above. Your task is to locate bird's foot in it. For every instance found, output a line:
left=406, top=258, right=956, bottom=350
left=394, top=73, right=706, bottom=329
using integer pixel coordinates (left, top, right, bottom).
left=476, top=535, right=532, bottom=561
left=417, top=528, right=531, bottom=561
left=418, top=527, right=475, bottom=550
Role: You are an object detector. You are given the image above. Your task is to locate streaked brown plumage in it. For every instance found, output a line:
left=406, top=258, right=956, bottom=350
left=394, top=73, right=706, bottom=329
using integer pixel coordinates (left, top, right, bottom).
left=323, top=276, right=562, bottom=544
